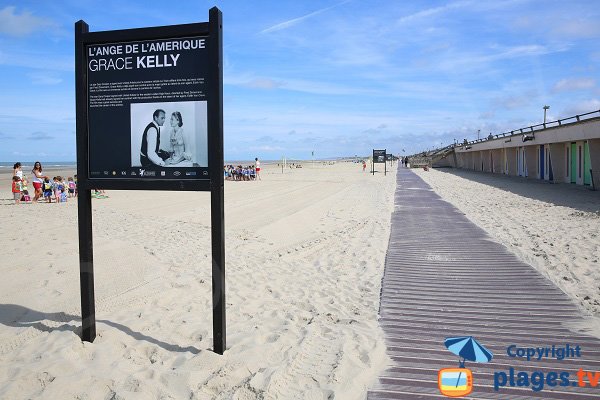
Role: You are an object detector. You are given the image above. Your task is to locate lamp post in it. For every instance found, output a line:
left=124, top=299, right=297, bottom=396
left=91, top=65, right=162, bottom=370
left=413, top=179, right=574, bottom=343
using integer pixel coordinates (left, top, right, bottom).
left=543, top=105, right=550, bottom=124
left=477, top=129, right=480, bottom=140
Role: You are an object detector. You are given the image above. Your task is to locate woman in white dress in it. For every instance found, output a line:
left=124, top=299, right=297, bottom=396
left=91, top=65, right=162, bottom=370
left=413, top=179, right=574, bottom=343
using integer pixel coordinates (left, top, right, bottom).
left=166, top=111, right=190, bottom=165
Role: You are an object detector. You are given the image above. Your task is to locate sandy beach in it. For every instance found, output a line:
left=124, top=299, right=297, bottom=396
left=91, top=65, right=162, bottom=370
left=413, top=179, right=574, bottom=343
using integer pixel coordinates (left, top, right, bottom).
left=413, top=168, right=600, bottom=324
left=4, top=162, right=599, bottom=398
left=0, top=162, right=395, bottom=399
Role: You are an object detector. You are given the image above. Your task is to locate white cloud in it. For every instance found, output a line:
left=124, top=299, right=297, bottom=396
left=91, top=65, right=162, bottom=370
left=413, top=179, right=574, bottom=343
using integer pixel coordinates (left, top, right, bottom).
left=562, top=99, right=600, bottom=117
left=396, top=1, right=471, bottom=25
left=363, top=128, right=380, bottom=135
left=245, top=78, right=284, bottom=90
left=28, top=131, right=54, bottom=140
left=249, top=145, right=284, bottom=152
left=0, top=131, right=13, bottom=139
left=495, top=95, right=531, bottom=110
left=27, top=71, right=63, bottom=85
left=552, top=78, right=596, bottom=93
left=0, top=49, right=73, bottom=72
left=437, top=44, right=569, bottom=71
left=226, top=73, right=374, bottom=96
left=261, top=1, right=350, bottom=34
left=552, top=19, right=600, bottom=39
left=0, top=6, right=55, bottom=37
left=479, top=111, right=495, bottom=119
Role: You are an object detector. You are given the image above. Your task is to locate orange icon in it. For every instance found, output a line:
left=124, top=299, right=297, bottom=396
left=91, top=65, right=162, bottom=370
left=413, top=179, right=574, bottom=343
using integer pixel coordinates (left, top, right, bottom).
left=438, top=368, right=473, bottom=397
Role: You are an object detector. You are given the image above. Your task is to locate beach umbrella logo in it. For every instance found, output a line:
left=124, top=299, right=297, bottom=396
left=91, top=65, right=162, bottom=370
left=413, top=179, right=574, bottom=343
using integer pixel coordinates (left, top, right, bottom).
left=438, top=336, right=493, bottom=397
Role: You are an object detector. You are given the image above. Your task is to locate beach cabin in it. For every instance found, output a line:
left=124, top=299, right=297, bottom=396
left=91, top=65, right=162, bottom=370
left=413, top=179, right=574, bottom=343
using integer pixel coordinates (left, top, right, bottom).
left=448, top=110, right=600, bottom=188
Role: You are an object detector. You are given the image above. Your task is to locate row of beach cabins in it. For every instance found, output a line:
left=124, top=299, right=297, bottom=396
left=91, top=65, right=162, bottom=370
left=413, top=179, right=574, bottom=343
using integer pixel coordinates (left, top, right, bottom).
left=428, top=110, right=600, bottom=189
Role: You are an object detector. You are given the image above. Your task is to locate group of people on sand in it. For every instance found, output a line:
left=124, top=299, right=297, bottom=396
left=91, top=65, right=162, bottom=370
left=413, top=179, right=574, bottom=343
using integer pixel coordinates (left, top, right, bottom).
left=224, top=157, right=261, bottom=181
left=11, top=162, right=77, bottom=205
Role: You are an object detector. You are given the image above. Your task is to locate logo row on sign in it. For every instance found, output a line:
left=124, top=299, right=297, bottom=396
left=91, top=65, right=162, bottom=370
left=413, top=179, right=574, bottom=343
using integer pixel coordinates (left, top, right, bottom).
left=90, top=170, right=208, bottom=177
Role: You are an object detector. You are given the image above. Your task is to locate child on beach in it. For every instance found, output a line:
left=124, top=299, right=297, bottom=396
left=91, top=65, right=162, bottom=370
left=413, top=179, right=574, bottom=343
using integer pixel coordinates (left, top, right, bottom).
left=67, top=177, right=76, bottom=198
left=12, top=176, right=22, bottom=205
left=21, top=178, right=31, bottom=202
left=53, top=177, right=61, bottom=203
left=59, top=177, right=67, bottom=202
left=13, top=162, right=23, bottom=180
left=43, top=177, right=53, bottom=203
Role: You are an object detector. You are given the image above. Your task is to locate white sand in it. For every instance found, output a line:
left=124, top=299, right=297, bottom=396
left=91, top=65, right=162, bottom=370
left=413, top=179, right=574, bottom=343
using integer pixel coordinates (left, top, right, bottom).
left=0, top=162, right=395, bottom=399
left=413, top=168, right=600, bottom=322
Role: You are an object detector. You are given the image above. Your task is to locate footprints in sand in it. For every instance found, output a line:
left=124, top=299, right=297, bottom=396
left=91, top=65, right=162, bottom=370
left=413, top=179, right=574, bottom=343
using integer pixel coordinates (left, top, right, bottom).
left=263, top=326, right=341, bottom=400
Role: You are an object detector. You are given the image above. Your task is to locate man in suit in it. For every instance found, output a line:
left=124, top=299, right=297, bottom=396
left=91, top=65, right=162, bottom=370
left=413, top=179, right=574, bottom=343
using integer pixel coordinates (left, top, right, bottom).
left=140, top=109, right=168, bottom=167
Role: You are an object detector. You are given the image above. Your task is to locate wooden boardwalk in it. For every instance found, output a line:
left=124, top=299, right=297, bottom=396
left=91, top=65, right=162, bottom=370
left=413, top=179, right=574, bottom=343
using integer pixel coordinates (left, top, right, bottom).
left=367, top=167, right=600, bottom=399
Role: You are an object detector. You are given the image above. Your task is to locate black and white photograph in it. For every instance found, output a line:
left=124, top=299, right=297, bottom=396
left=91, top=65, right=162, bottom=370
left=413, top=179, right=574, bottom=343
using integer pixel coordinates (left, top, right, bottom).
left=131, top=101, right=208, bottom=168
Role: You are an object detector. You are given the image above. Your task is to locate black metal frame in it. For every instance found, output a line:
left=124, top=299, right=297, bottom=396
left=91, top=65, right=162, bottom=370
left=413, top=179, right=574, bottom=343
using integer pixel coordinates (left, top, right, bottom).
left=75, top=7, right=226, bottom=354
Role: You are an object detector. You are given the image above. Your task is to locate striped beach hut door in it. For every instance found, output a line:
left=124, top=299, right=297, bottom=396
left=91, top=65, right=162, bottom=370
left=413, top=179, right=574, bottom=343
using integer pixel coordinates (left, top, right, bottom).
left=517, top=148, right=524, bottom=176
left=548, top=148, right=553, bottom=181
left=584, top=141, right=592, bottom=185
left=539, top=145, right=545, bottom=180
left=578, top=143, right=583, bottom=185
left=571, top=143, right=577, bottom=183
left=565, top=144, right=570, bottom=182
left=525, top=148, right=528, bottom=177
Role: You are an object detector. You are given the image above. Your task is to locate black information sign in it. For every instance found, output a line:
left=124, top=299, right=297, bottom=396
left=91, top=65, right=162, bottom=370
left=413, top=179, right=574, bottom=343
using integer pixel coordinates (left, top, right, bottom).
left=372, top=149, right=387, bottom=176
left=75, top=8, right=226, bottom=354
left=373, top=149, right=386, bottom=163
left=77, top=13, right=223, bottom=192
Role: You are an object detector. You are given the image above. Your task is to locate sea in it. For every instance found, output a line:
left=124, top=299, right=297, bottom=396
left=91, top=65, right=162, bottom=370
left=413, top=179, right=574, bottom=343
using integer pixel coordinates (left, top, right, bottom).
left=0, top=161, right=77, bottom=170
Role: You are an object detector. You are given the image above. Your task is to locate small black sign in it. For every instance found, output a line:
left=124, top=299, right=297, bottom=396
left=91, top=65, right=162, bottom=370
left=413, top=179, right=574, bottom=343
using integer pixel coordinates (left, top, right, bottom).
left=373, top=149, right=386, bottom=163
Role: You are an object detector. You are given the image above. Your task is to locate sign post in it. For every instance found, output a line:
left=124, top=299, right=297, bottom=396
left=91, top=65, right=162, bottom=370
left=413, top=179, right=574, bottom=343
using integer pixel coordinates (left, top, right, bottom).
left=75, top=7, right=225, bottom=354
left=75, top=20, right=96, bottom=343
left=208, top=7, right=225, bottom=355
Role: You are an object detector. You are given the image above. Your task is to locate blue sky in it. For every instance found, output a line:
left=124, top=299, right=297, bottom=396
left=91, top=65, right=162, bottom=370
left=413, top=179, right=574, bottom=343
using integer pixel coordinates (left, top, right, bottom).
left=1, top=0, right=599, bottom=161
